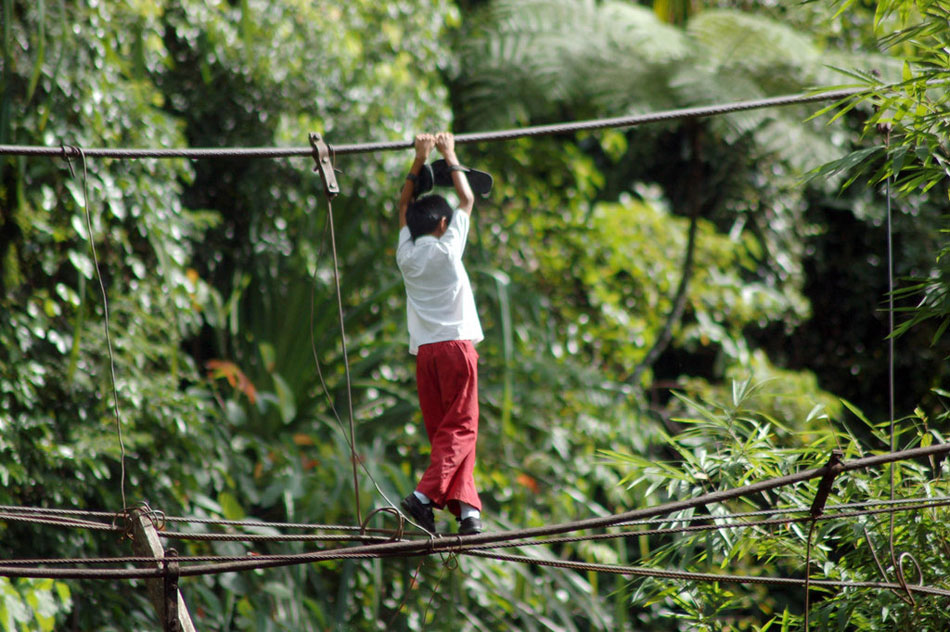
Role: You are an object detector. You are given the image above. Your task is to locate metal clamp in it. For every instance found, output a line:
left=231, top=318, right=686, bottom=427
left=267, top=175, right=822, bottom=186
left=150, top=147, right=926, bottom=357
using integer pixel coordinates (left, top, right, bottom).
left=163, top=549, right=181, bottom=632
left=809, top=449, right=844, bottom=518
left=309, top=132, right=340, bottom=199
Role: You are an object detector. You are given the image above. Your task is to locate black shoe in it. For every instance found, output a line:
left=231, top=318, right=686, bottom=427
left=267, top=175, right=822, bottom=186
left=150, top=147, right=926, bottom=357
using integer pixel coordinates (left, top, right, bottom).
left=458, top=516, right=483, bottom=536
left=401, top=494, right=436, bottom=533
left=431, top=159, right=494, bottom=198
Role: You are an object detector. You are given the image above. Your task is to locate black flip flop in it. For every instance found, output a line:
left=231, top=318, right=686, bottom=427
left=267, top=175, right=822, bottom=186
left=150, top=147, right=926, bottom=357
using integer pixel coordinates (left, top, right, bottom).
left=413, top=162, right=435, bottom=197
left=431, top=159, right=494, bottom=197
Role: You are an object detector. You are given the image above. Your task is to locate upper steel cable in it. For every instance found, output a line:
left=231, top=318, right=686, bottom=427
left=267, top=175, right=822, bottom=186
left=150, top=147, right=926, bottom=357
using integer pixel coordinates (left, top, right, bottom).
left=0, top=89, right=860, bottom=160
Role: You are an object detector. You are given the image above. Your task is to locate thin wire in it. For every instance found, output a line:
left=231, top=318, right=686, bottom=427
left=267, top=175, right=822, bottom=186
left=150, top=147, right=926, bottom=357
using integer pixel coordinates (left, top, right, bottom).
left=5, top=494, right=946, bottom=550
left=4, top=444, right=950, bottom=555
left=0, top=511, right=120, bottom=532
left=0, top=505, right=125, bottom=519
left=461, top=550, right=950, bottom=598
left=5, top=542, right=950, bottom=599
left=8, top=497, right=947, bottom=550
left=613, top=494, right=950, bottom=528
left=420, top=553, right=456, bottom=628
left=5, top=540, right=950, bottom=601
left=309, top=215, right=357, bottom=463
left=457, top=501, right=950, bottom=553
left=73, top=146, right=128, bottom=512
left=803, top=520, right=818, bottom=632
left=306, top=161, right=437, bottom=537
left=158, top=531, right=399, bottom=543
left=163, top=515, right=365, bottom=530
left=864, top=527, right=915, bottom=606
left=879, top=144, right=922, bottom=607
left=884, top=133, right=899, bottom=573
left=322, top=195, right=362, bottom=526
left=385, top=558, right=427, bottom=629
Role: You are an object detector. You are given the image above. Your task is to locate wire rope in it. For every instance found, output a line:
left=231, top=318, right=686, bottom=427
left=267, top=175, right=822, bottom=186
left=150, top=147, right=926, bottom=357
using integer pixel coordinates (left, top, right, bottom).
left=0, top=89, right=861, bottom=161
left=69, top=146, right=128, bottom=512
left=4, top=442, right=949, bottom=580
left=461, top=550, right=950, bottom=599
left=5, top=538, right=950, bottom=603
left=323, top=191, right=363, bottom=526
left=5, top=493, right=950, bottom=533
left=5, top=495, right=947, bottom=550
left=4, top=446, right=950, bottom=545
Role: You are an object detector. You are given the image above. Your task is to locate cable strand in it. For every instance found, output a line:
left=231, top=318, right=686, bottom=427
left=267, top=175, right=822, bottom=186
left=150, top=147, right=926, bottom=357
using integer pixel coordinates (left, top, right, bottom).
left=72, top=146, right=128, bottom=512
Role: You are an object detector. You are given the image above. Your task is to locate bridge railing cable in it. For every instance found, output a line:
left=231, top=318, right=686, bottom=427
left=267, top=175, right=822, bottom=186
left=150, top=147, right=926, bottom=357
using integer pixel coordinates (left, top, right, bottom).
left=0, top=89, right=861, bottom=161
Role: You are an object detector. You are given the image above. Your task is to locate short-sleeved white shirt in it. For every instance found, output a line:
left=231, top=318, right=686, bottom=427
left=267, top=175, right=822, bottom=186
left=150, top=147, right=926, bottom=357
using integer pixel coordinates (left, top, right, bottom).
left=396, top=211, right=484, bottom=355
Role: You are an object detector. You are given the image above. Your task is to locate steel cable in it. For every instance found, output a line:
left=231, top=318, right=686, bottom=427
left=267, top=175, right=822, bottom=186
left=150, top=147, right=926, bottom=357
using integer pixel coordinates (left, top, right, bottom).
left=1, top=496, right=940, bottom=562
left=7, top=493, right=947, bottom=529
left=3, top=443, right=949, bottom=579
left=0, top=90, right=861, bottom=161
left=462, top=550, right=950, bottom=599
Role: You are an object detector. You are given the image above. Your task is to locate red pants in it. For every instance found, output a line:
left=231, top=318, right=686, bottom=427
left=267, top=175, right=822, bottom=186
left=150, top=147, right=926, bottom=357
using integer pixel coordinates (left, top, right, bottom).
left=415, top=340, right=482, bottom=517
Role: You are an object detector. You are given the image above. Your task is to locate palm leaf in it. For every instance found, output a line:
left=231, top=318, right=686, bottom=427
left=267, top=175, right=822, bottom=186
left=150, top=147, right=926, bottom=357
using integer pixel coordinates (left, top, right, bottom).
left=686, top=10, right=822, bottom=93
left=452, top=0, right=689, bottom=130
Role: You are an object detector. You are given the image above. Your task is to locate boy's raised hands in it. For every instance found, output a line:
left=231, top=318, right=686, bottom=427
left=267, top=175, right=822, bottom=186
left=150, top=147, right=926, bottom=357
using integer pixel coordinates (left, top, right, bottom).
left=400, top=132, right=474, bottom=226
left=434, top=132, right=474, bottom=214
left=415, top=133, right=436, bottom=161
left=434, top=132, right=456, bottom=160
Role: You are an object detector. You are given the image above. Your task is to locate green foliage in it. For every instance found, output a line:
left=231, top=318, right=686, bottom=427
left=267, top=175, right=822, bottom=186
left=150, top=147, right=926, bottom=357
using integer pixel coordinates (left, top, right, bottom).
left=3, top=0, right=950, bottom=630
left=447, top=1, right=855, bottom=404
left=1, top=1, right=233, bottom=628
left=0, top=578, right=71, bottom=632
left=806, top=0, right=950, bottom=417
left=606, top=379, right=950, bottom=631
left=495, top=182, right=812, bottom=379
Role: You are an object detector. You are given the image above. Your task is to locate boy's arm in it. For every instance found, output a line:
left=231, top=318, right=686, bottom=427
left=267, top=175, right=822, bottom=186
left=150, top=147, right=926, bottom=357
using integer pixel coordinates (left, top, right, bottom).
left=398, top=134, right=436, bottom=229
left=435, top=132, right=474, bottom=215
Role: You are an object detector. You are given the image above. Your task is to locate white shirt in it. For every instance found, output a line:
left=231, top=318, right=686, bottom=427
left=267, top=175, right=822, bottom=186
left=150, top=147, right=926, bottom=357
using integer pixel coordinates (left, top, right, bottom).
left=396, top=211, right=484, bottom=355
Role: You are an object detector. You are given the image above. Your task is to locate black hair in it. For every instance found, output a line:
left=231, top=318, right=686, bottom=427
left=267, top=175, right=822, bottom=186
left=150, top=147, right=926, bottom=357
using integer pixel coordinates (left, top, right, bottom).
left=406, top=194, right=453, bottom=241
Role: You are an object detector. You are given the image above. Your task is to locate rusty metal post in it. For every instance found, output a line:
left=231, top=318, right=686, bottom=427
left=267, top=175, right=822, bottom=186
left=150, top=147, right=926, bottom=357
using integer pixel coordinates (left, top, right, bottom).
left=129, top=508, right=197, bottom=632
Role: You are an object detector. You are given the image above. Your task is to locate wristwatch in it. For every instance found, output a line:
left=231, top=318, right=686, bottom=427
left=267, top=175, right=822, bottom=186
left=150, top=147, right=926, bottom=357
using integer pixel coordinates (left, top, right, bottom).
left=406, top=172, right=418, bottom=183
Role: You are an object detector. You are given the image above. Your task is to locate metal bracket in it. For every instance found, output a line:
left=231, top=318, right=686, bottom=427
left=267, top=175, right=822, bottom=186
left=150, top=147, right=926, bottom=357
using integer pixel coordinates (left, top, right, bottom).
left=809, top=449, right=844, bottom=519
left=309, top=132, right=340, bottom=199
left=163, top=549, right=181, bottom=632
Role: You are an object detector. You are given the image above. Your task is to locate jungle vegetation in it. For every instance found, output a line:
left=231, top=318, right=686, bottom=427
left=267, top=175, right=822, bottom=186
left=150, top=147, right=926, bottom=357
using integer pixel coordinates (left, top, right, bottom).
left=1, top=0, right=948, bottom=630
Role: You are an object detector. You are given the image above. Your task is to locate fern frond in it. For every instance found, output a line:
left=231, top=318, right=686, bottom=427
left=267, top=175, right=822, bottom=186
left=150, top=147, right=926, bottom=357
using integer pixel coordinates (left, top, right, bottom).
left=452, top=0, right=691, bottom=129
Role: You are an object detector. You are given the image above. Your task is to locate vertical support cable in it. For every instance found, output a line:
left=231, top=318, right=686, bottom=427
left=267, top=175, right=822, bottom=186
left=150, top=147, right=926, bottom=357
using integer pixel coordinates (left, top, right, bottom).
left=310, top=133, right=361, bottom=526
left=803, top=519, right=817, bottom=632
left=70, top=146, right=128, bottom=512
left=884, top=134, right=898, bottom=568
left=325, top=198, right=362, bottom=526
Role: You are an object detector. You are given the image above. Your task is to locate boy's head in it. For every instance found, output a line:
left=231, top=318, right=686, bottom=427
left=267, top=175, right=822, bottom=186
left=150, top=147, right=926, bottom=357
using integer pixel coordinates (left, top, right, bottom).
left=406, top=194, right=453, bottom=241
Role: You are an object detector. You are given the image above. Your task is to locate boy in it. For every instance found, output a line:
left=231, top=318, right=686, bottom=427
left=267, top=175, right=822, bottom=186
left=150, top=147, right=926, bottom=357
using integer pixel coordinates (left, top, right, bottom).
left=396, top=132, right=484, bottom=536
